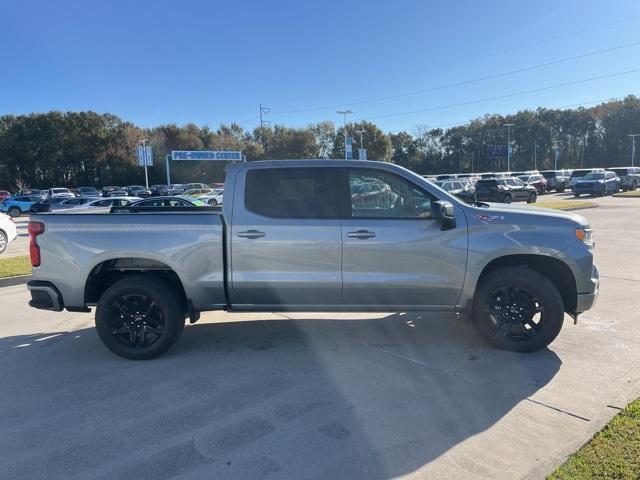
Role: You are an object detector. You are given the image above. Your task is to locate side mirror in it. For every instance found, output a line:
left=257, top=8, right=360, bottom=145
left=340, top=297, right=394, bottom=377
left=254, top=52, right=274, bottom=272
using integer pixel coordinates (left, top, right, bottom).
left=431, top=200, right=456, bottom=230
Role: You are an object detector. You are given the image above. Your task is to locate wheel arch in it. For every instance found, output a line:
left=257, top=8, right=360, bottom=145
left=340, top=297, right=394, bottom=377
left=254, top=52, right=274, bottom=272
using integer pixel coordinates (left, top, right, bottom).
left=474, top=254, right=577, bottom=313
left=84, top=257, right=188, bottom=310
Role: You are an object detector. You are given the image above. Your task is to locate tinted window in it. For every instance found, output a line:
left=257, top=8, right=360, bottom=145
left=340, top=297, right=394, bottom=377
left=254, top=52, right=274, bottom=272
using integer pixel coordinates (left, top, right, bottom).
left=570, top=170, right=591, bottom=179
left=611, top=169, right=628, bottom=176
left=476, top=180, right=497, bottom=187
left=346, top=169, right=433, bottom=219
left=541, top=171, right=555, bottom=179
left=245, top=168, right=334, bottom=219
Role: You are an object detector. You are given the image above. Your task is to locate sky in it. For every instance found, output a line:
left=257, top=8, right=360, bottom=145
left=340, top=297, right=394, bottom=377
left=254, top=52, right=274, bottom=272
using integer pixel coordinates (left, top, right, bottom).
left=2, top=0, right=640, bottom=133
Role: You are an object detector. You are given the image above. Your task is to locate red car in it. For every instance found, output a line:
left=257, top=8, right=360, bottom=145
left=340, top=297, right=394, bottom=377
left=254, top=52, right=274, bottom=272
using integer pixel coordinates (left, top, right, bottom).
left=0, top=190, right=11, bottom=199
left=518, top=174, right=547, bottom=194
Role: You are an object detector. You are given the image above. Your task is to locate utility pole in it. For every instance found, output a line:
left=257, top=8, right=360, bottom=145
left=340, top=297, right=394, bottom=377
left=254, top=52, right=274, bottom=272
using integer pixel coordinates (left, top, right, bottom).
left=259, top=104, right=271, bottom=129
left=503, top=123, right=515, bottom=172
left=337, top=110, right=353, bottom=159
left=459, top=151, right=463, bottom=173
left=628, top=134, right=640, bottom=167
left=582, top=133, right=587, bottom=168
left=534, top=139, right=538, bottom=170
left=552, top=141, right=559, bottom=170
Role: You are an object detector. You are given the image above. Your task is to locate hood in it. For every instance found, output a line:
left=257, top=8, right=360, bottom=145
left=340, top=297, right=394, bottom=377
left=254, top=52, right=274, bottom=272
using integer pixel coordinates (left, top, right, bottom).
left=468, top=202, right=589, bottom=227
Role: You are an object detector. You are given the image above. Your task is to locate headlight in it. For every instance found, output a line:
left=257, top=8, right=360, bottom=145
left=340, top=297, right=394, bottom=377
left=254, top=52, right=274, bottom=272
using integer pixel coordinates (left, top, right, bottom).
left=575, top=227, right=595, bottom=250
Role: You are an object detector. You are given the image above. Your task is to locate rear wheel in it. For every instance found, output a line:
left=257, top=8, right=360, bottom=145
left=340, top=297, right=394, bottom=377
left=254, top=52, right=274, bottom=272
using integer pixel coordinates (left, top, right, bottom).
left=0, top=230, right=7, bottom=254
left=471, top=266, right=565, bottom=352
left=95, top=276, right=186, bottom=360
left=7, top=207, right=21, bottom=218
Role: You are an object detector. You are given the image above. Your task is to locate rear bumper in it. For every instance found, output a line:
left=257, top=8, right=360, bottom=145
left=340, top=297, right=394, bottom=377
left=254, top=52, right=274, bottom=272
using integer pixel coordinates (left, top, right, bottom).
left=27, top=280, right=63, bottom=311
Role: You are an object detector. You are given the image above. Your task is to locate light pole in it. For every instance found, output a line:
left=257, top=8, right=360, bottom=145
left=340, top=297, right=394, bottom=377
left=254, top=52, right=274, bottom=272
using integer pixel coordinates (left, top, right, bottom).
left=552, top=141, right=559, bottom=170
left=534, top=138, right=539, bottom=170
left=503, top=123, right=515, bottom=172
left=337, top=110, right=353, bottom=160
left=628, top=134, right=640, bottom=167
left=355, top=128, right=366, bottom=160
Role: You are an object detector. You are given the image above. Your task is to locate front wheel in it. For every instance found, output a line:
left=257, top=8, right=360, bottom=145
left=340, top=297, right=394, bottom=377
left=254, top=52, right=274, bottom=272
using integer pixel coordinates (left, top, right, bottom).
left=7, top=207, right=21, bottom=218
left=632, top=181, right=638, bottom=191
left=0, top=230, right=7, bottom=254
left=598, top=185, right=606, bottom=196
left=503, top=194, right=512, bottom=204
left=471, top=266, right=565, bottom=352
left=557, top=184, right=565, bottom=193
left=527, top=192, right=537, bottom=203
left=95, top=276, right=186, bottom=360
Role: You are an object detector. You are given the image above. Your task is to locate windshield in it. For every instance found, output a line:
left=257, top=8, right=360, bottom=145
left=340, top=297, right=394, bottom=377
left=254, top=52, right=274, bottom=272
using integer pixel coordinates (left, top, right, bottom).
left=582, top=173, right=604, bottom=180
left=541, top=172, right=555, bottom=179
left=52, top=188, right=70, bottom=193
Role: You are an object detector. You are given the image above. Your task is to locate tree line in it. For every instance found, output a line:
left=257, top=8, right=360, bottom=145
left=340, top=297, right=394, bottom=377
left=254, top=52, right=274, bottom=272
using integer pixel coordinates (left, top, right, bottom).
left=0, top=95, right=639, bottom=189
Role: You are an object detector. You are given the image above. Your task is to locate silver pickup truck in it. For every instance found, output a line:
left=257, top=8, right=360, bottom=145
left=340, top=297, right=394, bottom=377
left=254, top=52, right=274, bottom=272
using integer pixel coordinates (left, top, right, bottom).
left=27, top=160, right=598, bottom=359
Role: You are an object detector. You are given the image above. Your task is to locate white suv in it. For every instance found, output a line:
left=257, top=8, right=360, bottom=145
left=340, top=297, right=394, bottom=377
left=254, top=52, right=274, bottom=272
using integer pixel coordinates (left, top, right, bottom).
left=0, top=213, right=17, bottom=254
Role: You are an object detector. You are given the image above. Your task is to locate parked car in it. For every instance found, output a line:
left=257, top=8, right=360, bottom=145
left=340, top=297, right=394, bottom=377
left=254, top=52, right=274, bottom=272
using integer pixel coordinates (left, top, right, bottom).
left=125, top=185, right=152, bottom=197
left=183, top=182, right=209, bottom=191
left=518, top=174, right=548, bottom=194
left=101, top=186, right=128, bottom=197
left=76, top=187, right=101, bottom=197
left=540, top=170, right=570, bottom=192
left=435, top=180, right=475, bottom=204
left=128, top=196, right=206, bottom=207
left=149, top=185, right=167, bottom=196
left=610, top=167, right=640, bottom=191
left=475, top=177, right=537, bottom=203
left=0, top=190, right=11, bottom=199
left=573, top=171, right=620, bottom=197
left=435, top=174, right=456, bottom=181
left=168, top=184, right=186, bottom=194
left=65, top=196, right=142, bottom=209
left=20, top=189, right=46, bottom=198
left=569, top=169, right=603, bottom=190
left=0, top=195, right=42, bottom=217
left=0, top=213, right=17, bottom=254
left=50, top=197, right=96, bottom=210
left=198, top=189, right=224, bottom=206
left=47, top=188, right=75, bottom=199
left=28, top=197, right=70, bottom=213
left=27, top=160, right=598, bottom=360
left=182, top=188, right=212, bottom=197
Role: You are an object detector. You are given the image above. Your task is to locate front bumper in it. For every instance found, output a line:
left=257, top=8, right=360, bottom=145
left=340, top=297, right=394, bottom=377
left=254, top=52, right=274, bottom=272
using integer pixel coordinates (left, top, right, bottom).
left=575, top=265, right=599, bottom=313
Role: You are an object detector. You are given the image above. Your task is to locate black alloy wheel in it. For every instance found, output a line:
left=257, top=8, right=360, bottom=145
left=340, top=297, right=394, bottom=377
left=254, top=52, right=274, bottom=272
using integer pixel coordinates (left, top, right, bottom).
left=95, top=276, right=185, bottom=360
left=471, top=266, right=565, bottom=352
left=483, top=286, right=545, bottom=342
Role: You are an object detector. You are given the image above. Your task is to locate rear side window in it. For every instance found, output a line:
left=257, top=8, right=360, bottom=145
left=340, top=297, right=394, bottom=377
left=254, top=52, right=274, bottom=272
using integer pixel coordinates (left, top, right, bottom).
left=245, top=168, right=335, bottom=219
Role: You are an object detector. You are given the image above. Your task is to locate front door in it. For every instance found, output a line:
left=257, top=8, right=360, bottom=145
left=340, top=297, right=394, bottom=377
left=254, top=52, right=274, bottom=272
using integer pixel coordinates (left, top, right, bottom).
left=339, top=167, right=467, bottom=307
left=229, top=166, right=342, bottom=307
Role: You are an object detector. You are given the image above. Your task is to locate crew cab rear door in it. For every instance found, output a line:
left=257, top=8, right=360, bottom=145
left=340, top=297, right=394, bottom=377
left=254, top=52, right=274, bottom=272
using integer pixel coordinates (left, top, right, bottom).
left=338, top=167, right=467, bottom=307
left=229, top=166, right=342, bottom=306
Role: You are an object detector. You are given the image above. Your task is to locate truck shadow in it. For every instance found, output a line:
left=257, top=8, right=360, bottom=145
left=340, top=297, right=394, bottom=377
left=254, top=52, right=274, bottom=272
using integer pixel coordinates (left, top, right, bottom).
left=1, top=312, right=562, bottom=479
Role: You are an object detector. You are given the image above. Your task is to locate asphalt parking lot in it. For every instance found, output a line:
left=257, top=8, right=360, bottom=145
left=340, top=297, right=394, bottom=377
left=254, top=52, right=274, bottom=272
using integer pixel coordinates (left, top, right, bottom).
left=1, top=194, right=639, bottom=479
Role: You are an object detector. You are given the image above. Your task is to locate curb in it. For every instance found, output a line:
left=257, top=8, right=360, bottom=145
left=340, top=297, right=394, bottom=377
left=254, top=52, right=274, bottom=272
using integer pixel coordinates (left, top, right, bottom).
left=0, top=274, right=32, bottom=288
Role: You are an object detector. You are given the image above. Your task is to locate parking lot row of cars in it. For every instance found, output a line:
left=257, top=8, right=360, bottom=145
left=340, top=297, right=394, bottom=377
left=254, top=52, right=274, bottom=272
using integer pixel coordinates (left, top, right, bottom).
left=427, top=166, right=640, bottom=204
left=0, top=183, right=225, bottom=217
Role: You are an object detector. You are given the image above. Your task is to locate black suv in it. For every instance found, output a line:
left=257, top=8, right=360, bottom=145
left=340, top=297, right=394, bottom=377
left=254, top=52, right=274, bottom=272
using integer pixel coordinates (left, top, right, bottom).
left=475, top=177, right=537, bottom=204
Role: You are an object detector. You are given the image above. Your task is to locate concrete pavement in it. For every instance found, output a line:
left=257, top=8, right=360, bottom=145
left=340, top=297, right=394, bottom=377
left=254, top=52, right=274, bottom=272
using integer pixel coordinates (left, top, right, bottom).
left=0, top=196, right=639, bottom=479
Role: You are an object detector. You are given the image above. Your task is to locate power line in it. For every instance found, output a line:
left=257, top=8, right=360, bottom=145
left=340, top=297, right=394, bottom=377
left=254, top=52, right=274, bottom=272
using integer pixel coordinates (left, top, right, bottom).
left=265, top=14, right=640, bottom=106
left=275, top=40, right=640, bottom=115
left=367, top=67, right=640, bottom=120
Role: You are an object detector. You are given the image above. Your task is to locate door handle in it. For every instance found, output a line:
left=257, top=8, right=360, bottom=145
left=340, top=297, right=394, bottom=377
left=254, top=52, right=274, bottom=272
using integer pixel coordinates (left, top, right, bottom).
left=346, top=230, right=376, bottom=239
left=237, top=230, right=266, bottom=239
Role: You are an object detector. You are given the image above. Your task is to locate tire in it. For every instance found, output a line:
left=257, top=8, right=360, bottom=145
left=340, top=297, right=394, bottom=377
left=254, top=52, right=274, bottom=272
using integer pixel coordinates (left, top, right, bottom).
left=503, top=194, right=512, bottom=204
left=7, top=207, right=21, bottom=218
left=598, top=185, right=606, bottom=197
left=95, top=276, right=186, bottom=360
left=471, top=266, right=565, bottom=352
left=0, top=230, right=7, bottom=254
left=527, top=192, right=537, bottom=204
left=632, top=181, right=638, bottom=191
left=208, top=199, right=218, bottom=206
left=557, top=184, right=565, bottom=193
left=574, top=193, right=580, bottom=198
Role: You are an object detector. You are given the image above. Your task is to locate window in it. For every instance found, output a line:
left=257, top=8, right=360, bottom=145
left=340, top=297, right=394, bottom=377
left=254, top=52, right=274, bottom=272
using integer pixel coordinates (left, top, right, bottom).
left=245, top=168, right=334, bottom=219
left=346, top=169, right=433, bottom=219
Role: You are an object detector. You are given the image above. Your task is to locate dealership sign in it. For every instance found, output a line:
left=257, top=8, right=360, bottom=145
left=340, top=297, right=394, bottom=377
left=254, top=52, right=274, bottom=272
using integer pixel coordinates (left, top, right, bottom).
left=171, top=150, right=242, bottom=161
